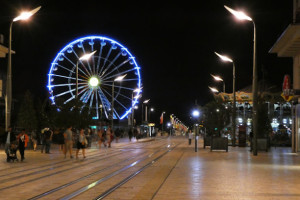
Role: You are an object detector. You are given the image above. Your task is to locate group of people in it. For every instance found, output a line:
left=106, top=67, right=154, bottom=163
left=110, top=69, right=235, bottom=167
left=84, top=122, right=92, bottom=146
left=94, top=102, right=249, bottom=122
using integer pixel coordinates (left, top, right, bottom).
left=2, top=125, right=135, bottom=162
left=2, top=127, right=29, bottom=162
left=97, top=126, right=114, bottom=148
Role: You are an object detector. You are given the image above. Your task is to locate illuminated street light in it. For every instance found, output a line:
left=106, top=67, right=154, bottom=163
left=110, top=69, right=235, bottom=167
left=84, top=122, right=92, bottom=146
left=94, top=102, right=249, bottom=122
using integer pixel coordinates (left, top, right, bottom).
left=215, top=51, right=236, bottom=147
left=225, top=5, right=258, bottom=155
left=209, top=86, right=219, bottom=93
left=211, top=74, right=225, bottom=93
left=111, top=74, right=127, bottom=129
left=6, top=6, right=41, bottom=131
left=142, top=99, right=150, bottom=122
left=131, top=87, right=142, bottom=128
left=76, top=51, right=97, bottom=99
left=192, top=110, right=200, bottom=117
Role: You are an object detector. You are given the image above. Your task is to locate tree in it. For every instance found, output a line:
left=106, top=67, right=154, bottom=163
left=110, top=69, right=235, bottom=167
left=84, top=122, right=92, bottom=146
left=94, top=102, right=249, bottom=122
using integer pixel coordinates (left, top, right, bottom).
left=16, top=90, right=38, bottom=131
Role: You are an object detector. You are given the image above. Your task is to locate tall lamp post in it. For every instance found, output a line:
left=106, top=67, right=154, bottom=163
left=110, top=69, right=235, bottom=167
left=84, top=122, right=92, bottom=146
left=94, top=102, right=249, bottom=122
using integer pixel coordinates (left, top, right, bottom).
left=142, top=99, right=150, bottom=122
left=192, top=109, right=200, bottom=152
left=214, top=52, right=236, bottom=147
left=211, top=74, right=225, bottom=93
left=224, top=5, right=258, bottom=155
left=6, top=6, right=41, bottom=131
left=76, top=51, right=97, bottom=100
left=111, top=74, right=127, bottom=130
left=131, top=88, right=142, bottom=128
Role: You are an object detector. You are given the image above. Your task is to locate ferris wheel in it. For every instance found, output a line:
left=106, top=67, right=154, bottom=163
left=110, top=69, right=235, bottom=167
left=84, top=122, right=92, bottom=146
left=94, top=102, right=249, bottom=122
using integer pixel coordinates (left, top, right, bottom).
left=47, top=35, right=142, bottom=120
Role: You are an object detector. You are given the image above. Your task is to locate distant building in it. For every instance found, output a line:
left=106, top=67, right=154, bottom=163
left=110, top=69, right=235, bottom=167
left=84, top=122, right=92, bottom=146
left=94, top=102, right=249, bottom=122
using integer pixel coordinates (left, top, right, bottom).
left=269, top=0, right=300, bottom=152
left=213, top=81, right=292, bottom=135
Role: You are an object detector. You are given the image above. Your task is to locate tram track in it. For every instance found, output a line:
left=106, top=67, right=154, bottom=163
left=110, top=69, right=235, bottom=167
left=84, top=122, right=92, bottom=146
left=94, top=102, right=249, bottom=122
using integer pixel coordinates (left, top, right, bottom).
left=27, top=141, right=174, bottom=199
left=59, top=141, right=183, bottom=200
left=0, top=137, right=166, bottom=178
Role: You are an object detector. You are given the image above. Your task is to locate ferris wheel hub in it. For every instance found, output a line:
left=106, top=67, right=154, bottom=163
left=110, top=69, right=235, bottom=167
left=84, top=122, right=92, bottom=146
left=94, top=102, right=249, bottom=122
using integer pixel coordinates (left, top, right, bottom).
left=89, top=77, right=100, bottom=87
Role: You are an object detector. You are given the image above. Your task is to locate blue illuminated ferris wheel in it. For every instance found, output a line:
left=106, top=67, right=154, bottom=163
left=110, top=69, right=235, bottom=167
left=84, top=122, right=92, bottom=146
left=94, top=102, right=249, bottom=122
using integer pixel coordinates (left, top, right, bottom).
left=47, top=35, right=142, bottom=120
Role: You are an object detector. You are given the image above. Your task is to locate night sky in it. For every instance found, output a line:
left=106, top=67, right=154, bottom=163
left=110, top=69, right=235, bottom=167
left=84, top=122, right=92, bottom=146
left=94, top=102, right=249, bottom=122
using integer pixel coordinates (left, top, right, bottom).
left=0, top=0, right=294, bottom=126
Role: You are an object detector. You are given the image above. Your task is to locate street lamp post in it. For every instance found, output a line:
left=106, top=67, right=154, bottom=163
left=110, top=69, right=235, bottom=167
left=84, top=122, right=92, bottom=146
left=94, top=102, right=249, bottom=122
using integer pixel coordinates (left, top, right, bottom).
left=142, top=99, right=150, bottom=122
left=224, top=5, right=258, bottom=155
left=192, top=109, right=200, bottom=152
left=111, top=74, right=127, bottom=130
left=214, top=52, right=236, bottom=147
left=76, top=51, right=97, bottom=100
left=149, top=107, right=154, bottom=122
left=6, top=6, right=41, bottom=131
left=131, top=88, right=141, bottom=128
left=211, top=74, right=225, bottom=93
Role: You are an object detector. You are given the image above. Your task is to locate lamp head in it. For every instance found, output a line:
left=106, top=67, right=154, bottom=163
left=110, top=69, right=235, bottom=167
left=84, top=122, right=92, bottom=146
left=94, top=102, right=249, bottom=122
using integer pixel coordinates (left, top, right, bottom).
left=13, top=6, right=41, bottom=22
left=209, top=86, right=219, bottom=93
left=114, top=74, right=127, bottom=82
left=224, top=5, right=252, bottom=21
left=215, top=52, right=233, bottom=63
left=211, top=74, right=223, bottom=82
left=79, top=50, right=97, bottom=61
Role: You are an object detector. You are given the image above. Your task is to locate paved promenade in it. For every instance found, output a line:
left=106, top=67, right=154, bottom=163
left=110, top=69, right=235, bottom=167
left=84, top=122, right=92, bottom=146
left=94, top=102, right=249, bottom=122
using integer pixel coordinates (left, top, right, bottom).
left=0, top=136, right=300, bottom=200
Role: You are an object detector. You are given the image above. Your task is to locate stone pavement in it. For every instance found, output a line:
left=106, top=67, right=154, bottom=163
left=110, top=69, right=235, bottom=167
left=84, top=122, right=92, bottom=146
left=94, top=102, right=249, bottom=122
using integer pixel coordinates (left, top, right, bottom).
left=0, top=136, right=300, bottom=200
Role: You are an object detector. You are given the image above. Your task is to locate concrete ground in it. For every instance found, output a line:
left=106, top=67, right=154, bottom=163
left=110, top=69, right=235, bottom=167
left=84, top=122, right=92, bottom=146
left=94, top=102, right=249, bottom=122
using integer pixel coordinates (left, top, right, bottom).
left=0, top=136, right=300, bottom=200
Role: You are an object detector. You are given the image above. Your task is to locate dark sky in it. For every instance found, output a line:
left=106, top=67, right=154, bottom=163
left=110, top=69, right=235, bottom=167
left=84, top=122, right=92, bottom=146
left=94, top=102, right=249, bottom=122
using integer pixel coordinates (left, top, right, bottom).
left=0, top=0, right=294, bottom=126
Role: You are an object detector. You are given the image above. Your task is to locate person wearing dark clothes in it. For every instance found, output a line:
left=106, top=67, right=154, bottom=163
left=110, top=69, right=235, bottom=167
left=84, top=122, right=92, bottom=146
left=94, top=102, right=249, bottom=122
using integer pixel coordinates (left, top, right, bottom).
left=3, top=127, right=16, bottom=162
left=17, top=129, right=29, bottom=161
left=128, top=128, right=133, bottom=142
left=41, top=128, right=53, bottom=153
left=57, top=129, right=65, bottom=152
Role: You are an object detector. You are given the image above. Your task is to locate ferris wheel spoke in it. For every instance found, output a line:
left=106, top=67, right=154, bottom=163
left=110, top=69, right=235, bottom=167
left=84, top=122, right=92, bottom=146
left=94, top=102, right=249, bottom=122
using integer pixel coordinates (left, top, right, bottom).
left=89, top=92, right=95, bottom=110
left=99, top=88, right=121, bottom=119
left=50, top=74, right=87, bottom=82
left=96, top=41, right=104, bottom=74
left=102, top=78, right=138, bottom=84
left=51, top=83, right=75, bottom=87
left=95, top=91, right=99, bottom=118
left=101, top=83, right=134, bottom=91
left=101, top=57, right=131, bottom=79
left=81, top=89, right=93, bottom=104
left=72, top=50, right=92, bottom=77
left=102, top=88, right=128, bottom=111
left=64, top=95, right=75, bottom=104
left=97, top=88, right=113, bottom=119
left=80, top=44, right=93, bottom=75
left=115, top=91, right=132, bottom=101
left=100, top=52, right=121, bottom=77
left=53, top=63, right=74, bottom=74
left=102, top=68, right=136, bottom=81
left=90, top=41, right=96, bottom=74
left=54, top=85, right=86, bottom=98
left=99, top=45, right=113, bottom=76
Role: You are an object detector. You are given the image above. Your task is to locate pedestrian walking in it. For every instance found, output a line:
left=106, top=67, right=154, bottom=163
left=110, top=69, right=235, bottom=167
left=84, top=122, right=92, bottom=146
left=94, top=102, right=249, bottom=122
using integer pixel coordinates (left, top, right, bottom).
left=106, top=126, right=114, bottom=148
left=188, top=129, right=193, bottom=145
left=57, top=128, right=65, bottom=152
left=64, top=125, right=74, bottom=158
left=115, top=128, right=121, bottom=143
left=128, top=128, right=133, bottom=142
left=2, top=126, right=16, bottom=162
left=17, top=129, right=29, bottom=162
left=97, top=128, right=106, bottom=148
left=31, top=130, right=37, bottom=151
left=41, top=128, right=53, bottom=153
left=76, top=128, right=87, bottom=159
